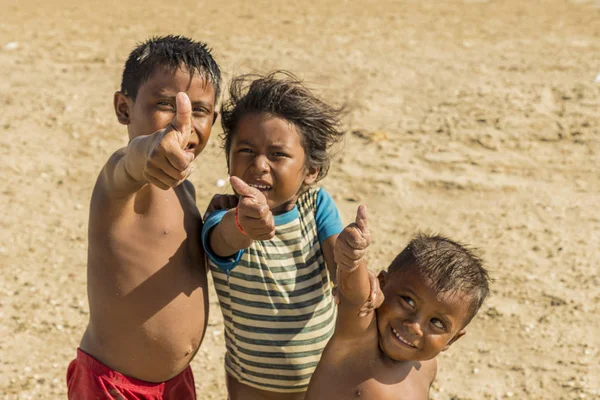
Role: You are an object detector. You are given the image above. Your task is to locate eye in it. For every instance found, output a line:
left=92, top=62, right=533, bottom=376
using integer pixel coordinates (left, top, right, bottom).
left=271, top=152, right=289, bottom=158
left=431, top=318, right=445, bottom=330
left=400, top=295, right=415, bottom=308
left=157, top=100, right=174, bottom=109
left=192, top=107, right=209, bottom=117
left=237, top=147, right=253, bottom=154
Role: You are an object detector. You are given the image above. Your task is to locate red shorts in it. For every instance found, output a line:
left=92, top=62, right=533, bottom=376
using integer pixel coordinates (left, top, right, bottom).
left=66, top=349, right=196, bottom=399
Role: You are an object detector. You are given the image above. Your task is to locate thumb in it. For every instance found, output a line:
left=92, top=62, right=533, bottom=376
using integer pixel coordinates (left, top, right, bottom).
left=230, top=176, right=264, bottom=202
left=171, top=92, right=193, bottom=149
left=355, top=205, right=369, bottom=234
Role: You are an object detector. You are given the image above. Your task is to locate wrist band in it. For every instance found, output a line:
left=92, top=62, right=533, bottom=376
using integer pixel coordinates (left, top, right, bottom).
left=235, top=205, right=247, bottom=236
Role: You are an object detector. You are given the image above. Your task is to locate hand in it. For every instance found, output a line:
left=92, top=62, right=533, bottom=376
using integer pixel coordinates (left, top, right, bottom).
left=141, top=92, right=196, bottom=190
left=334, top=205, right=372, bottom=270
left=205, top=194, right=239, bottom=216
left=230, top=176, right=276, bottom=240
left=332, top=268, right=384, bottom=317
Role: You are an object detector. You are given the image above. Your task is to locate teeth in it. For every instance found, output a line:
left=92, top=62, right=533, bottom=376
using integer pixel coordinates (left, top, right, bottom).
left=249, top=184, right=270, bottom=190
left=392, top=327, right=415, bottom=348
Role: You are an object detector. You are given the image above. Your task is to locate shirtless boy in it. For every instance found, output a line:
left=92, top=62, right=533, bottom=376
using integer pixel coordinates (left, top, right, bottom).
left=307, top=206, right=490, bottom=400
left=66, top=35, right=221, bottom=399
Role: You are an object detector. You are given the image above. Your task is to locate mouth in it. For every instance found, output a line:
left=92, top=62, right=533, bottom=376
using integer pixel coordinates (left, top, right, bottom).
left=391, top=327, right=417, bottom=349
left=248, top=182, right=272, bottom=192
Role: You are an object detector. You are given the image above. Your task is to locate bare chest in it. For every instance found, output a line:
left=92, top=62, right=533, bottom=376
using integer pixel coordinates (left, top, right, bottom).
left=309, top=339, right=431, bottom=400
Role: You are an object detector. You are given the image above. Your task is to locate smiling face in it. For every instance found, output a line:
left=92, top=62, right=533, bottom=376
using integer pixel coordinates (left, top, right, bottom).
left=228, top=113, right=319, bottom=215
left=114, top=65, right=216, bottom=159
left=375, top=266, right=471, bottom=363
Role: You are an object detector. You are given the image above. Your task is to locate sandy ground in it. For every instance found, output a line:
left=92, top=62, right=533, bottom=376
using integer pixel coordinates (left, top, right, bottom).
left=1, top=0, right=599, bottom=398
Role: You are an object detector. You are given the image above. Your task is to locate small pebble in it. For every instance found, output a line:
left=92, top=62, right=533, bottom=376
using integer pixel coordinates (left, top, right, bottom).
left=216, top=178, right=226, bottom=188
left=4, top=42, right=19, bottom=50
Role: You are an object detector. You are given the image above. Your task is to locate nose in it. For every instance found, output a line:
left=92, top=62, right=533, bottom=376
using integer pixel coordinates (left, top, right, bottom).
left=403, top=319, right=423, bottom=337
left=252, top=154, right=270, bottom=173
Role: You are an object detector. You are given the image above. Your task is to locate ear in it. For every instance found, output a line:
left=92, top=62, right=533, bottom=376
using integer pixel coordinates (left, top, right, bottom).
left=377, top=270, right=388, bottom=289
left=442, top=329, right=466, bottom=352
left=303, top=166, right=320, bottom=185
left=114, top=91, right=131, bottom=125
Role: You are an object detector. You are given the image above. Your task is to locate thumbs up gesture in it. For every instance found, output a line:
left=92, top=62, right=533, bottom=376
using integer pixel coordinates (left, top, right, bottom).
left=230, top=176, right=276, bottom=241
left=335, top=205, right=372, bottom=271
left=142, top=92, right=196, bottom=190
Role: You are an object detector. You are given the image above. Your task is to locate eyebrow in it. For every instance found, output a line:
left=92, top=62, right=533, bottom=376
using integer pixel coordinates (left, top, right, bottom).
left=234, top=139, right=254, bottom=147
left=268, top=143, right=292, bottom=150
left=234, top=140, right=291, bottom=150
left=151, top=89, right=176, bottom=98
left=150, top=91, right=213, bottom=109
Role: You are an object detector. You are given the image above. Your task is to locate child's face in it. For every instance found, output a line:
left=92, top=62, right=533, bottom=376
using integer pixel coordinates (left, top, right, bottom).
left=228, top=113, right=318, bottom=215
left=114, top=66, right=216, bottom=159
left=375, top=266, right=470, bottom=363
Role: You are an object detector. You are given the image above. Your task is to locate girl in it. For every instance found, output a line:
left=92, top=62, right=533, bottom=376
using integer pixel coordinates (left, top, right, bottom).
left=202, top=71, right=377, bottom=400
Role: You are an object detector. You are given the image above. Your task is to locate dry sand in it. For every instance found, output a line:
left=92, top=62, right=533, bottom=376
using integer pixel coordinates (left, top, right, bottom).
left=0, top=0, right=599, bottom=398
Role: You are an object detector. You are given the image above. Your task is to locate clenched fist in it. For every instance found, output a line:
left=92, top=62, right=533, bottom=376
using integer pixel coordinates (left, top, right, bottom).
left=142, top=92, right=196, bottom=190
left=335, top=205, right=372, bottom=271
left=230, top=176, right=276, bottom=241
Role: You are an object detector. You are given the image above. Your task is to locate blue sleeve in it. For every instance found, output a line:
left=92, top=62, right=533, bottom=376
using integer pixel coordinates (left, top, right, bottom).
left=315, top=188, right=344, bottom=244
left=201, top=210, right=244, bottom=272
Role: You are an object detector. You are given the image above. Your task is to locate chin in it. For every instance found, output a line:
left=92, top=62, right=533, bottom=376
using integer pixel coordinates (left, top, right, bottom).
left=380, top=334, right=421, bottom=363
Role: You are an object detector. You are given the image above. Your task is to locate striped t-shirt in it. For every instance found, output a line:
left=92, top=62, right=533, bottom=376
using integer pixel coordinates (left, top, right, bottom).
left=202, top=187, right=343, bottom=393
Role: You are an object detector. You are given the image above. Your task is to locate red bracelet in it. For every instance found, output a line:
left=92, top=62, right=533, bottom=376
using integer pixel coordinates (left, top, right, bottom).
left=235, top=205, right=247, bottom=236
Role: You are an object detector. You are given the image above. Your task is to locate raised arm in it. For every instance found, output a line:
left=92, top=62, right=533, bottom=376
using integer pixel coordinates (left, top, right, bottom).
left=208, top=176, right=276, bottom=257
left=334, top=205, right=378, bottom=338
left=99, top=92, right=196, bottom=200
left=336, top=205, right=372, bottom=305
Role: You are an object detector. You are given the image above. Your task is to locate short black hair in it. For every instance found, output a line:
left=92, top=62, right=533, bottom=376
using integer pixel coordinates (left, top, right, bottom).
left=389, top=234, right=490, bottom=325
left=220, top=71, right=345, bottom=182
left=120, top=35, right=221, bottom=101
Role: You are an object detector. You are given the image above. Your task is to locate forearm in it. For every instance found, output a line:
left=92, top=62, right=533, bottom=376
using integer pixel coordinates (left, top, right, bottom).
left=337, top=259, right=371, bottom=306
left=209, top=209, right=254, bottom=257
left=100, top=137, right=153, bottom=198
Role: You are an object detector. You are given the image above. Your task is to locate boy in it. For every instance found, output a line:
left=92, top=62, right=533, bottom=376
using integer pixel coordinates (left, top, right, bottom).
left=66, top=35, right=221, bottom=399
left=306, top=206, right=490, bottom=399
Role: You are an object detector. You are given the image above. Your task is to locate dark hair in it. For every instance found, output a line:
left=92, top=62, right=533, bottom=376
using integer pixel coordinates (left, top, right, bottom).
left=120, top=35, right=221, bottom=101
left=389, top=234, right=490, bottom=325
left=220, top=71, right=345, bottom=182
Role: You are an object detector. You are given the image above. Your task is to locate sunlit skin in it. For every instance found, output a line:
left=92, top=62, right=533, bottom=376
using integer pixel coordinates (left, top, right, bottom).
left=121, top=66, right=216, bottom=154
left=79, top=65, right=217, bottom=382
left=307, top=207, right=473, bottom=400
left=376, top=267, right=470, bottom=364
left=208, top=113, right=324, bottom=261
left=229, top=113, right=317, bottom=214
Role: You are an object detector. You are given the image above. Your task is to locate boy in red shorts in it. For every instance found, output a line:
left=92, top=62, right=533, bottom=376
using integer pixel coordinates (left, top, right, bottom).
left=66, top=35, right=221, bottom=399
